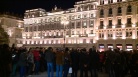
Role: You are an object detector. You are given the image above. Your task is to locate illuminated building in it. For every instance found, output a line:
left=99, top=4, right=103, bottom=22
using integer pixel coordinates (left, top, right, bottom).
left=0, top=14, right=23, bottom=47
left=20, top=0, right=138, bottom=51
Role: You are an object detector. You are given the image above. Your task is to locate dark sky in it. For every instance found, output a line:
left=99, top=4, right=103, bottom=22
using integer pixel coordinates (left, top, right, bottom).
left=0, top=0, right=82, bottom=16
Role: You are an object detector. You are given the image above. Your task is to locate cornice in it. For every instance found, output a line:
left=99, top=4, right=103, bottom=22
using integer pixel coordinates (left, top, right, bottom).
left=97, top=1, right=138, bottom=10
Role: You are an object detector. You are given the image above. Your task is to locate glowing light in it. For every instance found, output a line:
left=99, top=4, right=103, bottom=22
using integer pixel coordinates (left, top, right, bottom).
left=122, top=25, right=125, bottom=28
left=44, top=41, right=47, bottom=44
left=96, top=37, right=99, bottom=40
left=132, top=35, right=136, bottom=39
left=53, top=40, right=56, bottom=44
left=27, top=41, right=30, bottom=44
left=49, top=41, right=51, bottom=44
left=122, top=36, right=126, bottom=39
left=40, top=41, right=43, bottom=44
left=68, top=40, right=71, bottom=44
left=58, top=41, right=60, bottom=44
left=104, top=37, right=107, bottom=40
left=112, top=25, right=115, bottom=29
left=23, top=41, right=26, bottom=44
left=113, top=36, right=116, bottom=39
left=104, top=26, right=106, bottom=29
left=31, top=41, right=34, bottom=44
left=86, top=40, right=90, bottom=43
left=93, top=40, right=96, bottom=43
left=36, top=41, right=38, bottom=44
left=61, top=17, right=69, bottom=25
left=132, top=24, right=136, bottom=28
left=80, top=40, right=83, bottom=43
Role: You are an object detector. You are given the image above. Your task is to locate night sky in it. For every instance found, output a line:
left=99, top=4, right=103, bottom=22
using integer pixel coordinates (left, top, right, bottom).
left=0, top=0, right=82, bottom=16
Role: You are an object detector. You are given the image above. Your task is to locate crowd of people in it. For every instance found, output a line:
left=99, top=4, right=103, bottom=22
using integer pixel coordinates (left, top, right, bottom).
left=0, top=44, right=138, bottom=77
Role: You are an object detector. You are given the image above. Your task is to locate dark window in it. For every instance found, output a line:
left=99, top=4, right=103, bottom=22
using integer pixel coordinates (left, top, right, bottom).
left=71, top=23, right=75, bottom=28
left=127, top=18, right=131, bottom=24
left=118, top=7, right=122, bottom=14
left=108, top=0, right=111, bottom=3
left=108, top=0, right=113, bottom=3
left=109, top=8, right=112, bottom=15
left=25, top=27, right=28, bottom=32
left=109, top=20, right=112, bottom=26
left=118, top=19, right=121, bottom=25
left=100, top=21, right=104, bottom=26
left=108, top=32, right=113, bottom=37
left=77, top=22, right=81, bottom=28
left=90, top=20, right=94, bottom=27
left=137, top=31, right=138, bottom=36
left=117, top=0, right=122, bottom=2
left=100, top=9, right=104, bottom=16
left=127, top=5, right=132, bottom=13
left=126, top=31, right=132, bottom=37
left=34, top=26, right=37, bottom=31
left=29, top=26, right=32, bottom=32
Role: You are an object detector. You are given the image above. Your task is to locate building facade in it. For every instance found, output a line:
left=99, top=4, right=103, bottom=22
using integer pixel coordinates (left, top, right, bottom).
left=20, top=0, right=138, bottom=51
left=0, top=14, right=24, bottom=47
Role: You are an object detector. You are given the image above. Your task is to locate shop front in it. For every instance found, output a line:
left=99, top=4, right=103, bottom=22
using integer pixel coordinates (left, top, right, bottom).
left=107, top=44, right=113, bottom=50
left=116, top=44, right=123, bottom=50
left=99, top=44, right=105, bottom=52
left=126, top=44, right=133, bottom=51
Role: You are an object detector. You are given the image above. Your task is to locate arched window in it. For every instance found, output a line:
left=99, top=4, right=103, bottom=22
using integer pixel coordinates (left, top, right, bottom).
left=127, top=5, right=132, bottom=12
left=118, top=7, right=122, bottom=14
left=109, top=8, right=112, bottom=15
left=100, top=9, right=104, bottom=16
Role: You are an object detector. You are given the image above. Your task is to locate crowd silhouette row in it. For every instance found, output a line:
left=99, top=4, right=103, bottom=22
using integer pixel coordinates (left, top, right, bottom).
left=0, top=44, right=138, bottom=77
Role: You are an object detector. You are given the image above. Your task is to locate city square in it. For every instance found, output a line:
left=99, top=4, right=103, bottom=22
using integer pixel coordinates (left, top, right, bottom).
left=0, top=0, right=138, bottom=77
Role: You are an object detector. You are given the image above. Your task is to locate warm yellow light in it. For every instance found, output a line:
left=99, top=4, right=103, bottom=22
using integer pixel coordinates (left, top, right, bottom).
left=104, top=26, right=106, bottom=29
left=31, top=41, right=34, bottom=44
left=132, top=24, right=136, bottom=28
left=122, top=25, right=125, bottom=28
left=113, top=36, right=116, bottom=39
left=112, top=25, right=115, bottom=29
left=132, top=35, right=136, bottom=39
left=122, top=36, right=126, bottom=39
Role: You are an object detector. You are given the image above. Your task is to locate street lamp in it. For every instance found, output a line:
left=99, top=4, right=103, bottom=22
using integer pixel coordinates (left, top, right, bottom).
left=61, top=16, right=69, bottom=48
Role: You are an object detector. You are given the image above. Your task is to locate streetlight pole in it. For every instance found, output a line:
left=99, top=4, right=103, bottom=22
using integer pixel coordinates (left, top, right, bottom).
left=61, top=17, right=69, bottom=49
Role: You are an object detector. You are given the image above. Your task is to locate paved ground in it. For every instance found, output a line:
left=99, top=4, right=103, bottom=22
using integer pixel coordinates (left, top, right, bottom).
left=13, top=71, right=131, bottom=77
left=14, top=71, right=108, bottom=77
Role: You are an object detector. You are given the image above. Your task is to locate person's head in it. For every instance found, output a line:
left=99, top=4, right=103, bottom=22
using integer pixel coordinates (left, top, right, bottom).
left=48, top=47, right=53, bottom=52
left=65, top=47, right=69, bottom=52
left=2, top=44, right=9, bottom=49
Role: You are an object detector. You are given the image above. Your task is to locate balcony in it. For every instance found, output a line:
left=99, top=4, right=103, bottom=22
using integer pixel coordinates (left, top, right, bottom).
left=117, top=13, right=122, bottom=16
left=99, top=15, right=104, bottom=18
left=126, top=12, right=132, bottom=15
left=79, top=34, right=88, bottom=37
left=44, top=35, right=63, bottom=38
left=107, top=25, right=112, bottom=28
left=126, top=24, right=132, bottom=27
left=116, top=25, right=121, bottom=28
left=99, top=26, right=104, bottom=29
left=108, top=14, right=113, bottom=17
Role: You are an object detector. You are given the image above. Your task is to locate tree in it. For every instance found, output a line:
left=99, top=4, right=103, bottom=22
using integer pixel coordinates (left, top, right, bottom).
left=0, top=24, right=9, bottom=44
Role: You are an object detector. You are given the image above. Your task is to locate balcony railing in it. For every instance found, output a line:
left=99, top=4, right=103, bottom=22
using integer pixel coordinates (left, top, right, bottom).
left=116, top=25, right=121, bottom=28
left=108, top=14, right=113, bottom=17
left=99, top=15, right=104, bottom=18
left=117, top=13, right=122, bottom=16
left=99, top=26, right=104, bottom=29
left=126, top=12, right=132, bottom=15
left=79, top=34, right=88, bottom=37
left=44, top=35, right=63, bottom=38
left=107, top=25, right=112, bottom=28
left=126, top=24, right=132, bottom=27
